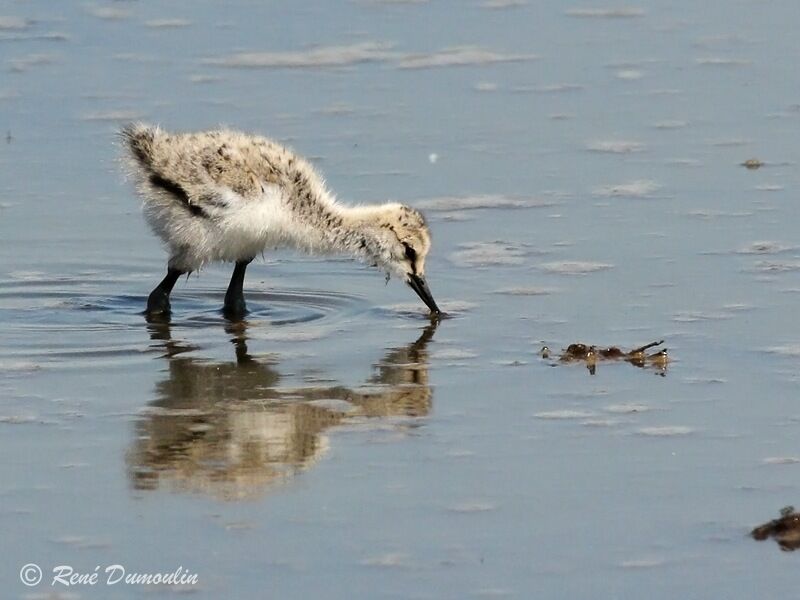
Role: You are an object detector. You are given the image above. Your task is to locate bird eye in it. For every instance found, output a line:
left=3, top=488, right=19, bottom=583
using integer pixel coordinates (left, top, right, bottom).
left=403, top=243, right=417, bottom=262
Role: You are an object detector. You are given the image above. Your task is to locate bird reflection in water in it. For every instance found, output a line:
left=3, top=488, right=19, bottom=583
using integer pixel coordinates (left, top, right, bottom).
left=128, top=319, right=437, bottom=500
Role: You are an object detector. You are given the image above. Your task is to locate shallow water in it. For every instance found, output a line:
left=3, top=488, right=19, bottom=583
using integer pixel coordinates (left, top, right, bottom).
left=2, top=0, right=799, bottom=597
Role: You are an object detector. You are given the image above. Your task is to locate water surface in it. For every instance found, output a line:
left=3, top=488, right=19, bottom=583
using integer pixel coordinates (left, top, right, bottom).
left=2, top=1, right=799, bottom=598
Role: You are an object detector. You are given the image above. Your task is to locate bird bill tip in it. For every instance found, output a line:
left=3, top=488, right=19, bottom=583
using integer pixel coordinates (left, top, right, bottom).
left=407, top=274, right=440, bottom=315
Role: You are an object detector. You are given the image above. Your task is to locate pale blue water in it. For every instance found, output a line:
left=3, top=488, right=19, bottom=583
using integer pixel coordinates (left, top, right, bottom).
left=1, top=1, right=799, bottom=598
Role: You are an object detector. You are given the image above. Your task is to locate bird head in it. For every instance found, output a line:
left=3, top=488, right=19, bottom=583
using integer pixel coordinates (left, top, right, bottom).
left=362, top=204, right=440, bottom=315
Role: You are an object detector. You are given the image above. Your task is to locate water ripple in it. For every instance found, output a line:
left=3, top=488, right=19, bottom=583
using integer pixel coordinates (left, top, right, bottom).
left=0, top=276, right=367, bottom=367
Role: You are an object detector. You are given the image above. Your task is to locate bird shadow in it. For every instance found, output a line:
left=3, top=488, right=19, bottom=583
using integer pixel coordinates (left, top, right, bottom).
left=128, top=317, right=439, bottom=500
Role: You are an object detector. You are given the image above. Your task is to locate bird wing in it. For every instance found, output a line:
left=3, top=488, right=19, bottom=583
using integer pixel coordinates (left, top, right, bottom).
left=194, top=141, right=271, bottom=201
left=123, top=125, right=288, bottom=216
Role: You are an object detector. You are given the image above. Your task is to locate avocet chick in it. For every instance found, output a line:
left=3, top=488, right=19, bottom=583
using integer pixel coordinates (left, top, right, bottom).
left=120, top=124, right=440, bottom=319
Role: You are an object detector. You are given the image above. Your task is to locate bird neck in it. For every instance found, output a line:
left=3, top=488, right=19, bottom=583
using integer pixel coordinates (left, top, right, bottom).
left=283, top=160, right=393, bottom=262
left=328, top=205, right=388, bottom=259
left=289, top=188, right=385, bottom=260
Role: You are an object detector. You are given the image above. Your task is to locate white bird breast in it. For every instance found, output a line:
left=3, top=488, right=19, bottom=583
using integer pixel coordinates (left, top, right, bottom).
left=212, top=184, right=301, bottom=260
left=146, top=183, right=311, bottom=269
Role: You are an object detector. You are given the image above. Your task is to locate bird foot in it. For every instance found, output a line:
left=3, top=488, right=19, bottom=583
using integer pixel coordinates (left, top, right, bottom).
left=222, top=299, right=248, bottom=322
left=146, top=290, right=172, bottom=317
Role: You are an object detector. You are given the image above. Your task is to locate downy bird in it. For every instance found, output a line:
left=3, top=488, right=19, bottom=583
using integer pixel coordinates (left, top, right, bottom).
left=120, top=124, right=440, bottom=319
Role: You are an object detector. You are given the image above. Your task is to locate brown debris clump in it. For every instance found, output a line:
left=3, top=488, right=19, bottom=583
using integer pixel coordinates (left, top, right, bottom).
left=751, top=506, right=800, bottom=552
left=540, top=340, right=668, bottom=375
left=741, top=158, right=764, bottom=170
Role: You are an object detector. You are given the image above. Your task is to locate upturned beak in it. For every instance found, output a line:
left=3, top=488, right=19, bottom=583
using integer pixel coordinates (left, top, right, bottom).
left=407, top=274, right=440, bottom=315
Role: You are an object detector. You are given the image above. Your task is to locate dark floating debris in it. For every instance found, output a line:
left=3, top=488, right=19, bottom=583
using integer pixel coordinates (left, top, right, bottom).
left=741, top=158, right=764, bottom=170
left=751, top=506, right=800, bottom=551
left=541, top=340, right=668, bottom=376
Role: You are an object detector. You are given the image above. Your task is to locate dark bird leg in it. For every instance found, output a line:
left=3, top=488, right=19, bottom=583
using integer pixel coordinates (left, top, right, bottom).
left=146, top=267, right=184, bottom=317
left=223, top=258, right=255, bottom=321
